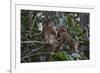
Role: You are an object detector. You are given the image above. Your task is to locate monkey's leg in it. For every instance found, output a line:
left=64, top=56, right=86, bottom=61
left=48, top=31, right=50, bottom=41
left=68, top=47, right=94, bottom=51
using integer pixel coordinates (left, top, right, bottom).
left=55, top=38, right=64, bottom=52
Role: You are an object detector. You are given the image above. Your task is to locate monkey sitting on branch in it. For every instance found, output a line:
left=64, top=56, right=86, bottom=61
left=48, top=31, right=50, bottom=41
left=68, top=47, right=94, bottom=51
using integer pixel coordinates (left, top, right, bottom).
left=42, top=20, right=57, bottom=52
left=56, top=26, right=79, bottom=53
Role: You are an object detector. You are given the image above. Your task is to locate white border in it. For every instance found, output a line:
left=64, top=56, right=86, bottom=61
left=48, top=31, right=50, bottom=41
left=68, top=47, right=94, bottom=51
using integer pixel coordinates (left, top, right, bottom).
left=11, top=3, right=96, bottom=73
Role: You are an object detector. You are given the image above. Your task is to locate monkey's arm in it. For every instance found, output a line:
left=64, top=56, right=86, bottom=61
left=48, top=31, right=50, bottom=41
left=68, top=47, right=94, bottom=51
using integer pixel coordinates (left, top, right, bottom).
left=63, top=32, right=78, bottom=52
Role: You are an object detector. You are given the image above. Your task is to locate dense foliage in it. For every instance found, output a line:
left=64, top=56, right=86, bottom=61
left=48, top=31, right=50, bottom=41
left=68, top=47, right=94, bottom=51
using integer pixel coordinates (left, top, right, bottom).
left=21, top=10, right=89, bottom=63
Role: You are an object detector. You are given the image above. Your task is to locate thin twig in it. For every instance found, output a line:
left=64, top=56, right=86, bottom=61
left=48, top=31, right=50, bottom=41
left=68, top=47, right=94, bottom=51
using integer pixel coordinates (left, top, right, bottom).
left=30, top=15, right=37, bottom=31
left=21, top=52, right=55, bottom=60
left=21, top=45, right=46, bottom=60
left=32, top=32, right=42, bottom=37
left=21, top=41, right=49, bottom=44
left=21, top=59, right=27, bottom=63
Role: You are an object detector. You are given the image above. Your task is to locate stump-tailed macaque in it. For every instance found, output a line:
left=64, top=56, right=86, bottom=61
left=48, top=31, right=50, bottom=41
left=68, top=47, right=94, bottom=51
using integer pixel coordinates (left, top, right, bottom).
left=56, top=26, right=78, bottom=52
left=42, top=20, right=57, bottom=52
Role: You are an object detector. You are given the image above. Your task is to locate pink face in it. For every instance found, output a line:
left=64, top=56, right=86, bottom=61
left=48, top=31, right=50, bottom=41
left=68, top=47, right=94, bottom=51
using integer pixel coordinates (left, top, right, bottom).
left=48, top=22, right=53, bottom=28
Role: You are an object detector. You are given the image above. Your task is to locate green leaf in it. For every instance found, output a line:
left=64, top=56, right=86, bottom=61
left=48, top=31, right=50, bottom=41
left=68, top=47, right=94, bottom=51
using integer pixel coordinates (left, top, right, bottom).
left=52, top=51, right=72, bottom=61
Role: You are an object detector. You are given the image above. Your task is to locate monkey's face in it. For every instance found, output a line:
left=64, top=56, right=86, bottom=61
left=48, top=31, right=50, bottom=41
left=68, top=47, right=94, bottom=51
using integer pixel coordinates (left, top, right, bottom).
left=57, top=26, right=67, bottom=36
left=47, top=22, right=53, bottom=28
left=60, top=26, right=67, bottom=32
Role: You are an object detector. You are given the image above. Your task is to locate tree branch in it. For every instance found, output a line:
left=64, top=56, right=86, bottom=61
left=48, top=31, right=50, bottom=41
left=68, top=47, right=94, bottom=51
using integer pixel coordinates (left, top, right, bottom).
left=21, top=41, right=49, bottom=44
left=30, top=15, right=37, bottom=31
left=21, top=45, right=46, bottom=60
left=32, top=32, right=42, bottom=37
left=21, top=59, right=27, bottom=63
left=21, top=52, right=55, bottom=61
